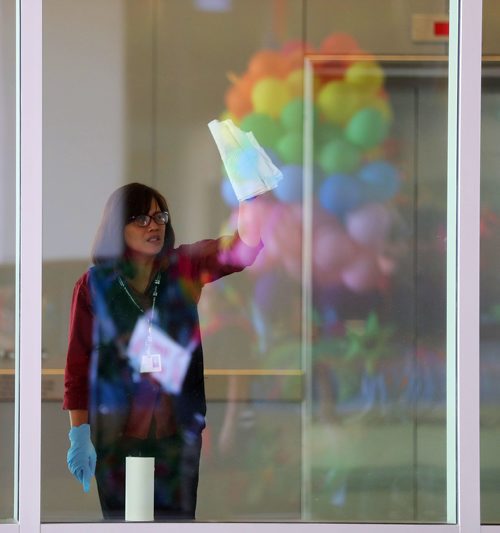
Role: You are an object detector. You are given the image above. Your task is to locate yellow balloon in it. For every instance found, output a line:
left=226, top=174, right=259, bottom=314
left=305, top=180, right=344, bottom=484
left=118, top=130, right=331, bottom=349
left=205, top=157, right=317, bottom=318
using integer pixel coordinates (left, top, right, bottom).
left=317, top=81, right=367, bottom=125
left=286, top=68, right=321, bottom=99
left=345, top=61, right=384, bottom=93
left=252, top=77, right=292, bottom=118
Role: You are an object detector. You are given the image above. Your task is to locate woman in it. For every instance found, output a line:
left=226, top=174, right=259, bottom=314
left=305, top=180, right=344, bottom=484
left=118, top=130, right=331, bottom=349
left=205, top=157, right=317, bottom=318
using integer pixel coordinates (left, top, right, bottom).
left=64, top=182, right=262, bottom=520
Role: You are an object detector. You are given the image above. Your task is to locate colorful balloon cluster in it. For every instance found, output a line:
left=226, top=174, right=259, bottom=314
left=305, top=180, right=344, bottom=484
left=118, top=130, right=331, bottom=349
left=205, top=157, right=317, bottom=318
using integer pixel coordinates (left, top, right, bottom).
left=220, top=33, right=402, bottom=293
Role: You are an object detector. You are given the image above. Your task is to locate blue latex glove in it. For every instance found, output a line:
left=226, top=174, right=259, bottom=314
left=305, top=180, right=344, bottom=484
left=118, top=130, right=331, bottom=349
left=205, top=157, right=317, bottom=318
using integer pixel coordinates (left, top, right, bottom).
left=67, top=424, right=97, bottom=493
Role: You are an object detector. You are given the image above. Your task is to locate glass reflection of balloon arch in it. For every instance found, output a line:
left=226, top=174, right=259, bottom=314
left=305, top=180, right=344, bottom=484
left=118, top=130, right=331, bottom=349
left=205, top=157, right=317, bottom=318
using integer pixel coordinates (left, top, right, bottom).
left=219, top=33, right=403, bottom=295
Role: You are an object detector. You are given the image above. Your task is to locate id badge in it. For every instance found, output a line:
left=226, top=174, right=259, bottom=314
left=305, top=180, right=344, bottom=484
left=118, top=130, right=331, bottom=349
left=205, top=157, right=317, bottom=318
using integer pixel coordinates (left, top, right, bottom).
left=140, top=353, right=162, bottom=373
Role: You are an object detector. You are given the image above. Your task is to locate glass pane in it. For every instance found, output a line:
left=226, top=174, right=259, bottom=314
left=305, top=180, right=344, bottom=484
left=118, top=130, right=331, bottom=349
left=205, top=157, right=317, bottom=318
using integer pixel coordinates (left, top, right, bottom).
left=0, top=0, right=17, bottom=522
left=42, top=0, right=452, bottom=523
left=480, top=0, right=500, bottom=524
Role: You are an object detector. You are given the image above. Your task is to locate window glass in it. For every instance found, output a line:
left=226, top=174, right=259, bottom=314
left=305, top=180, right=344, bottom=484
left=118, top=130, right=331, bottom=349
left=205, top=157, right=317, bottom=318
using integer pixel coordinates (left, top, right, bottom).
left=480, top=0, right=500, bottom=524
left=42, top=0, right=452, bottom=522
left=0, top=0, right=17, bottom=522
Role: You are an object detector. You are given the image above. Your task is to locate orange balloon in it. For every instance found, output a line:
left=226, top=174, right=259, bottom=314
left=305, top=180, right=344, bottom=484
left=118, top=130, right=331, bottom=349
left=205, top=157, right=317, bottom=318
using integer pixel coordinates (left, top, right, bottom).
left=225, top=84, right=252, bottom=119
left=224, top=74, right=255, bottom=118
left=317, top=33, right=366, bottom=83
left=285, top=48, right=306, bottom=71
left=248, top=50, right=290, bottom=80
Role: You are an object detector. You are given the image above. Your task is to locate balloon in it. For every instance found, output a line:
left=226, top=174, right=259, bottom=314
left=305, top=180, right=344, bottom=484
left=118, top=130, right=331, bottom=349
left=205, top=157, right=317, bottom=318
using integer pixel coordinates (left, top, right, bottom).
left=345, top=107, right=389, bottom=149
left=320, top=33, right=362, bottom=55
left=345, top=203, right=392, bottom=248
left=286, top=69, right=321, bottom=99
left=345, top=61, right=384, bottom=93
left=314, top=121, right=343, bottom=145
left=341, top=253, right=381, bottom=293
left=275, top=131, right=303, bottom=164
left=317, top=138, right=361, bottom=175
left=316, top=33, right=364, bottom=83
left=280, top=98, right=303, bottom=131
left=317, top=81, right=367, bottom=125
left=248, top=50, right=290, bottom=80
left=224, top=74, right=255, bottom=118
left=272, top=165, right=303, bottom=203
left=225, top=83, right=253, bottom=119
left=281, top=99, right=320, bottom=132
left=240, top=113, right=283, bottom=147
left=259, top=201, right=287, bottom=260
left=264, top=203, right=302, bottom=261
left=364, top=95, right=393, bottom=122
left=319, top=174, right=365, bottom=216
left=358, top=161, right=400, bottom=202
left=313, top=225, right=358, bottom=286
left=252, top=77, right=292, bottom=118
left=220, top=177, right=239, bottom=208
left=264, top=148, right=283, bottom=168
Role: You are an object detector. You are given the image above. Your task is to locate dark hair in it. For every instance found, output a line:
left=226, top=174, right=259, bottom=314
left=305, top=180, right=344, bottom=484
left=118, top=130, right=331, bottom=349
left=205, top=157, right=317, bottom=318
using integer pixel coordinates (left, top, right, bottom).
left=91, top=182, right=175, bottom=265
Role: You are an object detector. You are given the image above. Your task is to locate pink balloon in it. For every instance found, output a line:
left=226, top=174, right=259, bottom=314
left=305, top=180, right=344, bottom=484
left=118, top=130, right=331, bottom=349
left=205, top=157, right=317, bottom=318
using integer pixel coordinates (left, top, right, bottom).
left=266, top=203, right=303, bottom=261
left=260, top=203, right=286, bottom=259
left=345, top=203, right=392, bottom=249
left=341, top=253, right=381, bottom=292
left=313, top=225, right=358, bottom=287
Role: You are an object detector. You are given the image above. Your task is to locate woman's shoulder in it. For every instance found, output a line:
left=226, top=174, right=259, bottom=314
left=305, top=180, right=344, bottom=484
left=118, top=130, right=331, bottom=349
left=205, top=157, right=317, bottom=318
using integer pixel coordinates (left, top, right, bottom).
left=76, top=264, right=119, bottom=293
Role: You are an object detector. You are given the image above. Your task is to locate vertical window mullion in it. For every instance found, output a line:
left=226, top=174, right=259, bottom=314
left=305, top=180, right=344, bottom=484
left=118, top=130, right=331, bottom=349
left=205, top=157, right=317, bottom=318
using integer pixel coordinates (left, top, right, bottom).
left=450, top=0, right=483, bottom=530
left=17, top=0, right=42, bottom=531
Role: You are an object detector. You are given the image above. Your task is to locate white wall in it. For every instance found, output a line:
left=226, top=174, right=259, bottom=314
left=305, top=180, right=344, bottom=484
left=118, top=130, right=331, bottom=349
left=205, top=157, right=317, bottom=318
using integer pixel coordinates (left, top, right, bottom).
left=43, top=0, right=127, bottom=261
left=0, top=0, right=16, bottom=264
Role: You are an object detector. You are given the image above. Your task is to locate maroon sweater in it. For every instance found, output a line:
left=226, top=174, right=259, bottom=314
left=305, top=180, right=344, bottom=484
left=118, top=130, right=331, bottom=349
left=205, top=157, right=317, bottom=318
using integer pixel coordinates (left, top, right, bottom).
left=63, top=233, right=261, bottom=439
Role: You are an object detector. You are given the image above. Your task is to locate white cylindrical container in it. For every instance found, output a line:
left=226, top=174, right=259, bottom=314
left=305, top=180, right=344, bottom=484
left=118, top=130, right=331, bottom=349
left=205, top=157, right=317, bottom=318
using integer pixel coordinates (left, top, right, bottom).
left=125, top=456, right=155, bottom=521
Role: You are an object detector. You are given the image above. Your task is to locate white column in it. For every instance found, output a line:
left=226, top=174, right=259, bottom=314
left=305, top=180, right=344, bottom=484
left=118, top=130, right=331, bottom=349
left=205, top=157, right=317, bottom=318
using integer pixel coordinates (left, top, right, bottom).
left=448, top=0, right=483, bottom=530
left=16, top=0, right=42, bottom=531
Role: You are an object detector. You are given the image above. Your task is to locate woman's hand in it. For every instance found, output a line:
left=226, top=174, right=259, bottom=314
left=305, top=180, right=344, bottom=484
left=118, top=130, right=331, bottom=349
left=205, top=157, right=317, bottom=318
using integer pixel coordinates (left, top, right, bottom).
left=237, top=197, right=264, bottom=247
left=67, top=423, right=96, bottom=493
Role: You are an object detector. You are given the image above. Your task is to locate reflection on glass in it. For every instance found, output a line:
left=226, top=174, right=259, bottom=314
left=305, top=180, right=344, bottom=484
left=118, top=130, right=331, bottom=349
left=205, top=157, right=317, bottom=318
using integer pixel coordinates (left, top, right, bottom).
left=42, top=0, right=450, bottom=523
left=0, top=0, right=16, bottom=521
left=480, top=1, right=500, bottom=521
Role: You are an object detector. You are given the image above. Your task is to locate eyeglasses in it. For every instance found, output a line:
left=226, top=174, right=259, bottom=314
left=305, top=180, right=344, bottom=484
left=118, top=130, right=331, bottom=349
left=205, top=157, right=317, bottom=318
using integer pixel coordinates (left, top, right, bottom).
left=128, top=211, right=169, bottom=227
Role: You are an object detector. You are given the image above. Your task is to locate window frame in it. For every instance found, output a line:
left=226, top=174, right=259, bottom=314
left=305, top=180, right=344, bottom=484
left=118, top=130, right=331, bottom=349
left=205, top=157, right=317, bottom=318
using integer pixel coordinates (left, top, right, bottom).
left=6, top=0, right=485, bottom=531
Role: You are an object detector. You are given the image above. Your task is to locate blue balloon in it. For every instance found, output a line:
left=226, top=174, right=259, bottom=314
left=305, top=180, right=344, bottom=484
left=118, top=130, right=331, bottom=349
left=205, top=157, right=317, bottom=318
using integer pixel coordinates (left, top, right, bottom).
left=357, top=161, right=400, bottom=202
left=265, top=148, right=283, bottom=168
left=273, top=164, right=303, bottom=203
left=220, top=177, right=239, bottom=207
left=319, top=174, right=365, bottom=216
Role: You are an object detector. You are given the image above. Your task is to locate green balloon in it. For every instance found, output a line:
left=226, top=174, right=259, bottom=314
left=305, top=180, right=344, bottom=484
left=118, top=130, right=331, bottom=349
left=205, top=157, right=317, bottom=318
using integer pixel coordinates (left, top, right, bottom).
left=240, top=113, right=283, bottom=148
left=317, top=138, right=361, bottom=175
left=276, top=132, right=303, bottom=164
left=345, top=107, right=389, bottom=149
left=314, top=121, right=343, bottom=145
left=280, top=99, right=319, bottom=132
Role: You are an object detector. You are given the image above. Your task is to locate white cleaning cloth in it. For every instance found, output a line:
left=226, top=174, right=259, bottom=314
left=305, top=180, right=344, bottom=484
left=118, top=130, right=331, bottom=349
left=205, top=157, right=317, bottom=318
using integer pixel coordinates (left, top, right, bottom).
left=208, top=119, right=283, bottom=201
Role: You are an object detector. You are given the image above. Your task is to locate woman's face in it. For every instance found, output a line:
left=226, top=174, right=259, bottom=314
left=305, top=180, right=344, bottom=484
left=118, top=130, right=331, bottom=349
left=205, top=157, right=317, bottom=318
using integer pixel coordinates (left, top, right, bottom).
left=124, top=198, right=166, bottom=260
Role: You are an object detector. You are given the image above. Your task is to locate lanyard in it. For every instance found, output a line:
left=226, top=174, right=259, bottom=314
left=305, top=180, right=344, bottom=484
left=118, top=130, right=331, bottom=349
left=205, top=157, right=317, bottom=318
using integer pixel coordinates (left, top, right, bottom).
left=118, top=273, right=161, bottom=355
